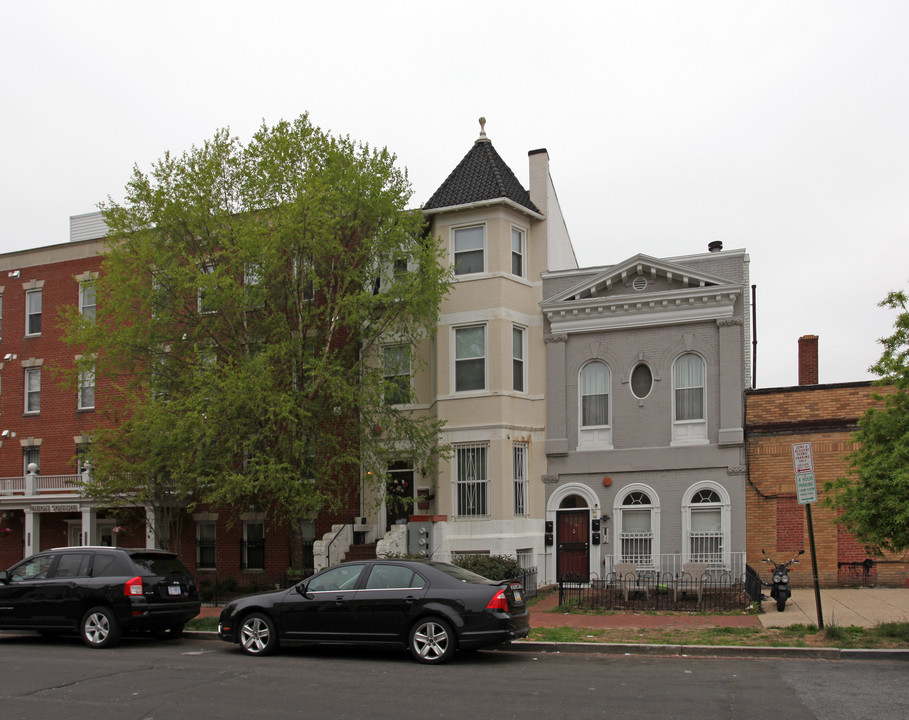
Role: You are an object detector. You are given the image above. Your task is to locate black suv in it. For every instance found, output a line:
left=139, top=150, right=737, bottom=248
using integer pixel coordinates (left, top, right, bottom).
left=0, top=546, right=200, bottom=648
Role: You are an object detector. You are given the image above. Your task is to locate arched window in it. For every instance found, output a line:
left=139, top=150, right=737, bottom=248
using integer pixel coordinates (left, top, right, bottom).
left=617, top=490, right=657, bottom=567
left=682, top=483, right=731, bottom=569
left=672, top=353, right=707, bottom=445
left=578, top=361, right=612, bottom=449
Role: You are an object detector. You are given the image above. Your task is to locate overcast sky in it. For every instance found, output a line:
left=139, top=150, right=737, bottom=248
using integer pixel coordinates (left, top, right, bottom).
left=2, top=1, right=907, bottom=389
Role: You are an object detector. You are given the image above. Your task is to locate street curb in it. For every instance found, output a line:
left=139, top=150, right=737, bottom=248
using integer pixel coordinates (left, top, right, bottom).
left=505, top=640, right=907, bottom=661
left=182, top=631, right=909, bottom=661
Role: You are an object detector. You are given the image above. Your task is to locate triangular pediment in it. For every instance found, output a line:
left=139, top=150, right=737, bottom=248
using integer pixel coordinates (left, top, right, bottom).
left=542, top=253, right=743, bottom=334
left=545, top=254, right=734, bottom=305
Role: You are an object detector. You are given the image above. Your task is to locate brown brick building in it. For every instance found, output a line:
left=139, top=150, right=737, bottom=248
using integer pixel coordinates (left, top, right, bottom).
left=745, top=336, right=906, bottom=588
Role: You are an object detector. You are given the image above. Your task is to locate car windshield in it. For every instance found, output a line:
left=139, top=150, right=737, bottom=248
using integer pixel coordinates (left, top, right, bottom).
left=130, top=554, right=191, bottom=577
left=425, top=562, right=492, bottom=583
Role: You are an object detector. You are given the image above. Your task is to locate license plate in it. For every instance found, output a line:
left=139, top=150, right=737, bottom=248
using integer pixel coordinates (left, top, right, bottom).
left=512, top=588, right=523, bottom=603
left=167, top=585, right=182, bottom=596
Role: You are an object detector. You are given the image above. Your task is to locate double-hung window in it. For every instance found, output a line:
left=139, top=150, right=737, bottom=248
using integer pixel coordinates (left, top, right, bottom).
left=80, top=282, right=96, bottom=321
left=25, top=367, right=41, bottom=414
left=243, top=521, right=265, bottom=570
left=383, top=344, right=411, bottom=405
left=26, top=289, right=42, bottom=335
left=672, top=353, right=707, bottom=444
left=454, top=325, right=486, bottom=392
left=196, top=523, right=216, bottom=569
left=453, top=226, right=484, bottom=275
left=512, top=326, right=525, bottom=392
left=78, top=367, right=95, bottom=410
left=455, top=442, right=488, bottom=518
left=511, top=227, right=525, bottom=277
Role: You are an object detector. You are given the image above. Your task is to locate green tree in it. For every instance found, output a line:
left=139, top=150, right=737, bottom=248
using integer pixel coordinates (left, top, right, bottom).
left=825, top=288, right=909, bottom=554
left=61, top=114, right=450, bottom=550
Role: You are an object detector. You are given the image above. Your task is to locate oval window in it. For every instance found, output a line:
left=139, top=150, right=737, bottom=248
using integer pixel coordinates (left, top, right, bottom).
left=631, top=363, right=653, bottom=399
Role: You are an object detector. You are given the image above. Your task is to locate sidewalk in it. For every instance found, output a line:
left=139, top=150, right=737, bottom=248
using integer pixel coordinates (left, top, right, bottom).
left=200, top=587, right=909, bottom=629
left=757, top=587, right=909, bottom=628
left=529, top=587, right=909, bottom=630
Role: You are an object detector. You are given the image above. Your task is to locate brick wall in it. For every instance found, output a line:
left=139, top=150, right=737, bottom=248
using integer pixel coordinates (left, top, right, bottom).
left=746, top=382, right=907, bottom=587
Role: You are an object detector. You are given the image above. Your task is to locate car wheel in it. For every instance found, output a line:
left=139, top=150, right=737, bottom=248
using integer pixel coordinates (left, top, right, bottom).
left=156, top=624, right=185, bottom=639
left=81, top=606, right=121, bottom=649
left=409, top=618, right=456, bottom=664
left=238, top=613, right=278, bottom=656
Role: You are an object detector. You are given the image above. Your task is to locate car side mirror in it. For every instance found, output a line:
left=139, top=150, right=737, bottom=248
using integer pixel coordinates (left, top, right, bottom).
left=0, top=570, right=9, bottom=584
left=295, top=581, right=312, bottom=598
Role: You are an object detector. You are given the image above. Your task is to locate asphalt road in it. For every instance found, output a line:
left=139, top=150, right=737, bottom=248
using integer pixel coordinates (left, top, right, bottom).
left=1, top=633, right=906, bottom=720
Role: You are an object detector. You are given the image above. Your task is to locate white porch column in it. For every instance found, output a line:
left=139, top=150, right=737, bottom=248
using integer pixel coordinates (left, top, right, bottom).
left=80, top=506, right=97, bottom=547
left=145, top=506, right=157, bottom=549
left=24, top=507, right=40, bottom=558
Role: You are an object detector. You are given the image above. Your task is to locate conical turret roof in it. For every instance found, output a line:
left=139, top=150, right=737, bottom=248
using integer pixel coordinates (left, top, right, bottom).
left=424, top=120, right=540, bottom=214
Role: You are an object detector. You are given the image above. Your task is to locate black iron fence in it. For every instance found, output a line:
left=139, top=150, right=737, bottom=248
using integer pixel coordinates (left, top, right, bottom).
left=558, top=569, right=750, bottom=613
left=518, top=566, right=539, bottom=600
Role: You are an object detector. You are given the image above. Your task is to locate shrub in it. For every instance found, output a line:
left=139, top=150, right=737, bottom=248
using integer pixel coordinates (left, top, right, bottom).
left=453, top=554, right=522, bottom=581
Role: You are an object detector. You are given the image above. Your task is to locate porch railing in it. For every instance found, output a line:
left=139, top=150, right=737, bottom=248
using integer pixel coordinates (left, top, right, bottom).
left=0, top=474, right=82, bottom=495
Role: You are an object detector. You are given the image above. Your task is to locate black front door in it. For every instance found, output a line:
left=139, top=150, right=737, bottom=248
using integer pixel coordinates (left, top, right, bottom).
left=556, top=510, right=590, bottom=582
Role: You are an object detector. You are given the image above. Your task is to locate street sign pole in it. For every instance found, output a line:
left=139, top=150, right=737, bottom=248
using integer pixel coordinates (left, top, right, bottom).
left=804, top=502, right=824, bottom=629
left=792, top=443, right=824, bottom=629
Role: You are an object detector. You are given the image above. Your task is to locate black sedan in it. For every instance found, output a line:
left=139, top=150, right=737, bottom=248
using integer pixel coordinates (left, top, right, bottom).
left=217, top=559, right=529, bottom=663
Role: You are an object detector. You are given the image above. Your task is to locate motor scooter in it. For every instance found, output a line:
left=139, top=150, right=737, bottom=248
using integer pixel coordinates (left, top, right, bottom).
left=761, top=549, right=804, bottom=612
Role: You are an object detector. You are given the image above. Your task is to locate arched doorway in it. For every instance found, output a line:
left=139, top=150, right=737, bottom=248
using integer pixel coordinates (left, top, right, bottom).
left=556, top=494, right=590, bottom=582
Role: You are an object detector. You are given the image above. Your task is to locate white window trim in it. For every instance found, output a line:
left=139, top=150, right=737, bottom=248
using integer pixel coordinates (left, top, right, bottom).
left=451, top=223, right=487, bottom=277
left=453, top=441, right=490, bottom=519
left=25, top=288, right=42, bottom=336
left=79, top=281, right=96, bottom=320
left=671, top=352, right=708, bottom=446
left=578, top=360, right=613, bottom=450
left=512, top=325, right=526, bottom=393
left=24, top=366, right=41, bottom=414
left=78, top=366, right=95, bottom=410
left=612, top=484, right=661, bottom=569
left=511, top=225, right=526, bottom=278
left=681, top=482, right=731, bottom=570
left=452, top=323, right=488, bottom=394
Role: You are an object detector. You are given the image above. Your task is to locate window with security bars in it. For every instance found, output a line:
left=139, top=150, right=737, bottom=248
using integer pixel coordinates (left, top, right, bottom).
left=619, top=493, right=653, bottom=566
left=513, top=442, right=528, bottom=516
left=455, top=443, right=488, bottom=518
left=689, top=489, right=722, bottom=565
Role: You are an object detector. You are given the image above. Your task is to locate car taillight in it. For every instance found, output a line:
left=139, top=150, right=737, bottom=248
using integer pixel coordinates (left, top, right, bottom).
left=124, top=576, right=143, bottom=596
left=486, top=589, right=509, bottom=611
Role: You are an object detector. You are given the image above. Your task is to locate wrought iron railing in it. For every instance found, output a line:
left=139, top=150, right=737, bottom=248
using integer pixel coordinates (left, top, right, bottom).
left=558, top=568, right=750, bottom=613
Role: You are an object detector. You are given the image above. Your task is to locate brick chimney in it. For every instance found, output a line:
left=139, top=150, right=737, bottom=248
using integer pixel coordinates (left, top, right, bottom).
left=798, top=335, right=819, bottom=385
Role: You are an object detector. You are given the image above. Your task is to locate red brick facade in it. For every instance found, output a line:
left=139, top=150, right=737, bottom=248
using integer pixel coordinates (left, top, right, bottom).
left=0, top=238, right=361, bottom=578
left=745, top=382, right=906, bottom=587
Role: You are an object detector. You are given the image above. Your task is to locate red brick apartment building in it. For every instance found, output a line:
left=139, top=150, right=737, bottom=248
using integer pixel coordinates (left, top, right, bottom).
left=0, top=215, right=357, bottom=586
left=745, top=335, right=906, bottom=587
